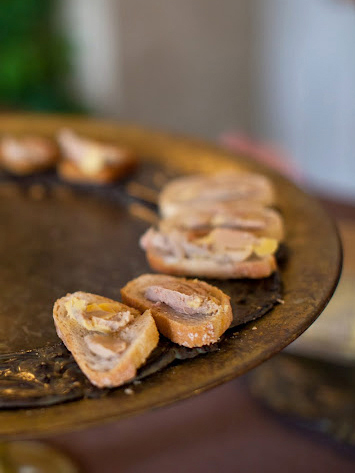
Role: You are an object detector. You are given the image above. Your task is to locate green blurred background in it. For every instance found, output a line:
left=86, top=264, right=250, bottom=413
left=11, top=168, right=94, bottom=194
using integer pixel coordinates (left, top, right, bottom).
left=0, top=0, right=79, bottom=112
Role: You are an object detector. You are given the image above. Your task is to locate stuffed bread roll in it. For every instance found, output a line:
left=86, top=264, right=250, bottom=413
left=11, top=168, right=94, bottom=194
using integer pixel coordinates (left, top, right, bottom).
left=160, top=201, right=284, bottom=241
left=159, top=172, right=275, bottom=218
left=57, top=129, right=137, bottom=184
left=53, top=292, right=159, bottom=387
left=0, top=135, right=58, bottom=175
left=140, top=226, right=278, bottom=279
left=121, top=274, right=233, bottom=348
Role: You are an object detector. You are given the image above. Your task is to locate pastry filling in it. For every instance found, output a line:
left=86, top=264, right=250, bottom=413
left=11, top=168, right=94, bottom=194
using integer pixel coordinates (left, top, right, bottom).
left=141, top=227, right=278, bottom=264
left=84, top=333, right=127, bottom=359
left=58, top=129, right=126, bottom=175
left=145, top=279, right=219, bottom=316
left=1, top=136, right=54, bottom=164
left=160, top=202, right=283, bottom=241
left=65, top=297, right=134, bottom=333
left=64, top=296, right=135, bottom=364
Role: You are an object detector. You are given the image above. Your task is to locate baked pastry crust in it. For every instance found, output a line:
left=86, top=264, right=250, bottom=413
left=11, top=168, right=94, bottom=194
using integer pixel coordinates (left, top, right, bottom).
left=159, top=172, right=275, bottom=218
left=57, top=129, right=137, bottom=184
left=0, top=135, right=58, bottom=175
left=53, top=292, right=159, bottom=387
left=145, top=249, right=277, bottom=279
left=121, top=274, right=233, bottom=347
left=140, top=226, right=278, bottom=280
left=58, top=158, right=137, bottom=185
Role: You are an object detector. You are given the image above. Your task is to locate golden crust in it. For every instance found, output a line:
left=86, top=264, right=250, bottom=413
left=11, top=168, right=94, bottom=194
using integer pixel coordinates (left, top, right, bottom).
left=53, top=292, right=159, bottom=388
left=159, top=172, right=276, bottom=218
left=145, top=250, right=277, bottom=279
left=121, top=274, right=233, bottom=348
left=0, top=137, right=59, bottom=175
left=58, top=157, right=137, bottom=185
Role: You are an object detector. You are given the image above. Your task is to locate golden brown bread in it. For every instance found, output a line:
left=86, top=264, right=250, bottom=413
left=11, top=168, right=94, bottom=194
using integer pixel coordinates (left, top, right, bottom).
left=145, top=250, right=277, bottom=279
left=140, top=226, right=278, bottom=279
left=121, top=274, right=233, bottom=347
left=159, top=172, right=275, bottom=218
left=53, top=291, right=159, bottom=388
left=57, top=129, right=137, bottom=185
left=0, top=135, right=58, bottom=175
left=58, top=158, right=137, bottom=185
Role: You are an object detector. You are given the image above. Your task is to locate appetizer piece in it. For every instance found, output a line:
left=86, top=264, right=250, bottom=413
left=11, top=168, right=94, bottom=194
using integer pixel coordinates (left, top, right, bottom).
left=53, top=292, right=159, bottom=387
left=160, top=201, right=284, bottom=241
left=121, top=274, right=233, bottom=347
left=57, top=129, right=137, bottom=184
left=140, top=227, right=277, bottom=279
left=0, top=135, right=58, bottom=175
left=159, top=172, right=275, bottom=218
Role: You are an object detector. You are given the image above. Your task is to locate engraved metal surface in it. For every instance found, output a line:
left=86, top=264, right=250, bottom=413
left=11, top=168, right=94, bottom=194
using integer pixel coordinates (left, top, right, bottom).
left=0, top=168, right=282, bottom=408
left=0, top=114, right=341, bottom=439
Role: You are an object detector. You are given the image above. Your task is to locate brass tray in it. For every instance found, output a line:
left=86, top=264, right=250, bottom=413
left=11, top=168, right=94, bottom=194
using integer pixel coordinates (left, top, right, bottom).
left=0, top=113, right=341, bottom=439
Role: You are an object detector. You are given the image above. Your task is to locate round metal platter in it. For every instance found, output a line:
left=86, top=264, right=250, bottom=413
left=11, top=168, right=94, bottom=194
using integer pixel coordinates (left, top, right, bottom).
left=0, top=114, right=342, bottom=439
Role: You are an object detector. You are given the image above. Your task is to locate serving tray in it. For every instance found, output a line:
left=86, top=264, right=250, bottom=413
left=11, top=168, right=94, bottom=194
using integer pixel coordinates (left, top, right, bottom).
left=0, top=114, right=341, bottom=439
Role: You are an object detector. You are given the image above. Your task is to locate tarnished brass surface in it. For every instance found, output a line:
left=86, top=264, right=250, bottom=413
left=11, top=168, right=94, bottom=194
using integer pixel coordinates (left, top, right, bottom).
left=0, top=114, right=341, bottom=439
left=0, top=158, right=282, bottom=409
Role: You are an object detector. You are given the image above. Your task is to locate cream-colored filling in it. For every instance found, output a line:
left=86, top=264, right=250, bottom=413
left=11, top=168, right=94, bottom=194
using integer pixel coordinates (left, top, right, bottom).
left=64, top=296, right=134, bottom=366
left=65, top=298, right=134, bottom=333
left=194, top=229, right=277, bottom=259
left=185, top=296, right=203, bottom=309
left=145, top=283, right=219, bottom=316
left=1, top=138, right=51, bottom=164
left=78, top=148, right=106, bottom=175
left=84, top=333, right=126, bottom=359
left=253, top=237, right=278, bottom=257
left=144, top=227, right=277, bottom=263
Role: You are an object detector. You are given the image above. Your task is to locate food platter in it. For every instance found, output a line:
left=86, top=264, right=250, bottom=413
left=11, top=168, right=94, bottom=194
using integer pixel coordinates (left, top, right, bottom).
left=0, top=113, right=341, bottom=439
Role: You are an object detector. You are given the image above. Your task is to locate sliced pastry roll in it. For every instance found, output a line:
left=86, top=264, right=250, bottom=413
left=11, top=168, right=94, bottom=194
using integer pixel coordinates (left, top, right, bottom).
left=57, top=129, right=137, bottom=184
left=53, top=292, right=159, bottom=387
left=159, top=172, right=275, bottom=218
left=121, top=274, right=233, bottom=347
left=160, top=201, right=284, bottom=241
left=140, top=226, right=277, bottom=279
left=0, top=135, right=58, bottom=175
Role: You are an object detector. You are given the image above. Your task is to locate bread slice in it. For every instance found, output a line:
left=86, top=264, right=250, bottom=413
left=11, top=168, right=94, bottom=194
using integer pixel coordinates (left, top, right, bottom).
left=53, top=291, right=159, bottom=388
left=57, top=129, right=137, bottom=185
left=145, top=249, right=276, bottom=279
left=58, top=158, right=137, bottom=185
left=121, top=274, right=233, bottom=347
left=159, top=172, right=275, bottom=218
left=140, top=227, right=278, bottom=279
left=160, top=201, right=284, bottom=241
left=0, top=135, right=58, bottom=175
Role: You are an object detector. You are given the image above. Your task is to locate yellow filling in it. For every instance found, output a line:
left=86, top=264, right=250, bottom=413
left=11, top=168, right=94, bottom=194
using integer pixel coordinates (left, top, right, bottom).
left=65, top=298, right=131, bottom=333
left=78, top=149, right=105, bottom=175
left=253, top=238, right=278, bottom=257
left=86, top=302, right=123, bottom=314
left=195, top=232, right=277, bottom=257
left=65, top=297, right=86, bottom=315
left=186, top=297, right=203, bottom=309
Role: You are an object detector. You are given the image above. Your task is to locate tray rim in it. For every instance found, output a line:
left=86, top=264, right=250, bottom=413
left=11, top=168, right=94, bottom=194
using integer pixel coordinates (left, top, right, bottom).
left=0, top=113, right=342, bottom=439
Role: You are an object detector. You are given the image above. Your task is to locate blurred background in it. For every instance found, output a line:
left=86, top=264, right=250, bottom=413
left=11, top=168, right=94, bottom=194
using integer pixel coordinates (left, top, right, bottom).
left=1, top=1, right=355, bottom=472
left=1, top=0, right=354, bottom=201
